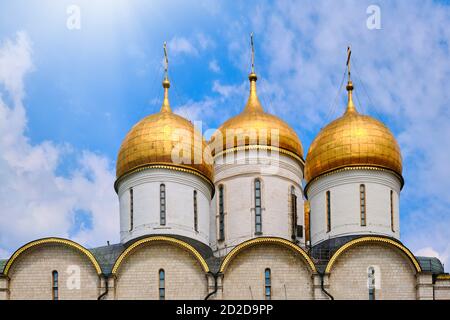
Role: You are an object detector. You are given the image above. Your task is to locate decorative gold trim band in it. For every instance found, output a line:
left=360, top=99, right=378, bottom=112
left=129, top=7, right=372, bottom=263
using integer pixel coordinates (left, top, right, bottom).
left=111, top=236, right=210, bottom=274
left=219, top=237, right=316, bottom=273
left=3, top=237, right=102, bottom=276
left=114, top=163, right=214, bottom=193
left=324, top=236, right=421, bottom=274
left=304, top=165, right=405, bottom=194
left=213, top=145, right=305, bottom=166
left=436, top=274, right=450, bottom=280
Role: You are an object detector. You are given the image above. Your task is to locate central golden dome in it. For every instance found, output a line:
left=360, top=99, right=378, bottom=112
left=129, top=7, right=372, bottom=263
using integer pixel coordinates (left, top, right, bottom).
left=210, top=73, right=303, bottom=161
left=304, top=81, right=403, bottom=184
left=116, top=79, right=213, bottom=184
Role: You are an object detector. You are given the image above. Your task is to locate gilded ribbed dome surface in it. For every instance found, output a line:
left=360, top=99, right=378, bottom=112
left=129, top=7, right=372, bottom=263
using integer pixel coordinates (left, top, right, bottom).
left=116, top=80, right=213, bottom=182
left=304, top=81, right=402, bottom=183
left=210, top=73, right=303, bottom=159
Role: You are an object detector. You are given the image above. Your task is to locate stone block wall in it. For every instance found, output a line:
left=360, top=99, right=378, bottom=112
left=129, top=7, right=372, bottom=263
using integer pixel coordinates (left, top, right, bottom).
left=222, top=244, right=314, bottom=299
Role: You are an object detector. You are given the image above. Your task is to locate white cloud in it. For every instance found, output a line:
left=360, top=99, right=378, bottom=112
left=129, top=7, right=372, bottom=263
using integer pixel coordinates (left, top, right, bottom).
left=416, top=247, right=440, bottom=259
left=0, top=248, right=8, bottom=259
left=167, top=36, right=199, bottom=56
left=196, top=32, right=215, bottom=50
left=209, top=59, right=220, bottom=73
left=1, top=2, right=449, bottom=275
left=174, top=80, right=247, bottom=135
left=220, top=1, right=450, bottom=269
left=416, top=245, right=450, bottom=270
left=212, top=80, right=245, bottom=99
left=0, top=32, right=33, bottom=103
left=167, top=33, right=215, bottom=58
left=0, top=32, right=119, bottom=258
left=174, top=99, right=216, bottom=123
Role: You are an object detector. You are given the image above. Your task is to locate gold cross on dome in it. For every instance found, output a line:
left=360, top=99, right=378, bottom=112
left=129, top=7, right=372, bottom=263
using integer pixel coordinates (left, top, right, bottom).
left=346, top=45, right=352, bottom=80
left=163, top=42, right=169, bottom=80
left=250, top=32, right=255, bottom=73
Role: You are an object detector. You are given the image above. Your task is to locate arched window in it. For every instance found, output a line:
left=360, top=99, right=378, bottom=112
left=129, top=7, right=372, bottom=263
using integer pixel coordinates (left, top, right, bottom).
left=368, top=266, right=376, bottom=300
left=326, top=191, right=331, bottom=232
left=360, top=184, right=366, bottom=226
left=160, top=184, right=166, bottom=225
left=264, top=268, right=271, bottom=300
left=52, top=270, right=58, bottom=300
left=159, top=269, right=165, bottom=300
left=193, top=190, right=198, bottom=232
left=390, top=190, right=394, bottom=232
left=291, top=186, right=298, bottom=240
left=218, top=185, right=225, bottom=241
left=255, top=179, right=262, bottom=234
left=129, top=188, right=134, bottom=231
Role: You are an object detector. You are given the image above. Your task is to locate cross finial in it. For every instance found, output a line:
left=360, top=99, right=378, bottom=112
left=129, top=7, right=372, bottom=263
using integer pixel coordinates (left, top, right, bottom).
left=346, top=45, right=352, bottom=81
left=250, top=32, right=255, bottom=73
left=245, top=32, right=262, bottom=113
left=161, top=41, right=171, bottom=112
left=345, top=45, right=356, bottom=114
left=163, top=41, right=169, bottom=80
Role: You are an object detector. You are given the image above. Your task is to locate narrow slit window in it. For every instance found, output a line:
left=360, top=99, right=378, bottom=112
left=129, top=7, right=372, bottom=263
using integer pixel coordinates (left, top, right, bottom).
left=193, top=190, right=198, bottom=232
left=326, top=191, right=331, bottom=232
left=159, top=269, right=165, bottom=300
left=368, top=266, right=376, bottom=300
left=264, top=268, right=271, bottom=300
left=160, top=184, right=166, bottom=225
left=218, top=185, right=225, bottom=241
left=390, top=190, right=394, bottom=232
left=129, top=188, right=134, bottom=231
left=291, top=186, right=298, bottom=240
left=255, top=179, right=262, bottom=234
left=52, top=270, right=58, bottom=301
left=360, top=184, right=366, bottom=226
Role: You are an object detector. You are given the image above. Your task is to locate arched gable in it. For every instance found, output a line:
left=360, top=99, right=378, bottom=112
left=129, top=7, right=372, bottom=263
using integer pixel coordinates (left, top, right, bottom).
left=111, top=236, right=209, bottom=274
left=220, top=237, right=316, bottom=273
left=3, top=237, right=102, bottom=276
left=325, top=236, right=421, bottom=273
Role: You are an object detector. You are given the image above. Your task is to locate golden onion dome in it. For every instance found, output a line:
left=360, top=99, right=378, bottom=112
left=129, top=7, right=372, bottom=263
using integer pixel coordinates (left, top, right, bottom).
left=304, top=80, right=403, bottom=184
left=115, top=78, right=213, bottom=185
left=210, top=72, right=304, bottom=161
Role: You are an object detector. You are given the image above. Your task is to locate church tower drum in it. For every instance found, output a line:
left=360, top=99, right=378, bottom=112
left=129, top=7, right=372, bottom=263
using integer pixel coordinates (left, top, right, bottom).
left=115, top=44, right=214, bottom=245
left=304, top=48, right=403, bottom=246
left=209, top=34, right=306, bottom=256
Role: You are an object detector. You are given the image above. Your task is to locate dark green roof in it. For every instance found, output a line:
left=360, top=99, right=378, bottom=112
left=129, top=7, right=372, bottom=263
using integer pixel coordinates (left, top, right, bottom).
left=416, top=256, right=445, bottom=274
left=310, top=236, right=447, bottom=275
left=1, top=235, right=445, bottom=277
left=0, top=259, right=6, bottom=274
left=89, top=243, right=124, bottom=275
left=0, top=235, right=220, bottom=276
left=89, top=234, right=220, bottom=274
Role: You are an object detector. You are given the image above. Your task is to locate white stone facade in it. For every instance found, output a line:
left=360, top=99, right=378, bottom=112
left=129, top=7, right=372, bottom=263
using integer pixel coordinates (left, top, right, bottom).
left=2, top=236, right=448, bottom=300
left=212, top=150, right=305, bottom=256
left=5, top=244, right=100, bottom=300
left=1, top=151, right=449, bottom=300
left=1, top=109, right=449, bottom=300
left=117, top=168, right=212, bottom=246
left=114, top=242, right=207, bottom=300
left=221, top=243, right=313, bottom=300
left=306, top=169, right=401, bottom=246
left=328, top=242, right=416, bottom=300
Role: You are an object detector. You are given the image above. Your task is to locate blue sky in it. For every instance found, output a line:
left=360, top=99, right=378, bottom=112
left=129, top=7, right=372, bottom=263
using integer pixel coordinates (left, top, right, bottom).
left=0, top=0, right=449, bottom=269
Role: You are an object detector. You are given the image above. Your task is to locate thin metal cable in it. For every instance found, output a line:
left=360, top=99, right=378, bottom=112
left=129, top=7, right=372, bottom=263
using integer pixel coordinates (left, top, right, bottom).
left=353, top=84, right=365, bottom=114
left=140, top=60, right=163, bottom=118
left=260, top=77, right=275, bottom=113
left=154, top=64, right=164, bottom=113
left=352, top=57, right=384, bottom=121
left=170, top=68, right=188, bottom=116
left=325, top=67, right=347, bottom=123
